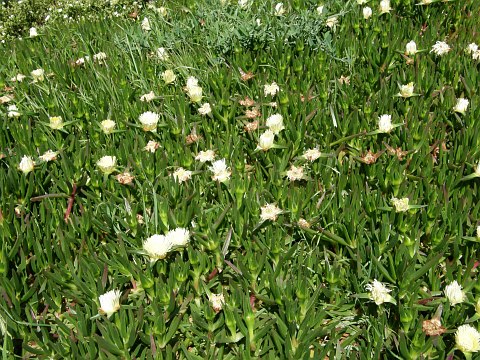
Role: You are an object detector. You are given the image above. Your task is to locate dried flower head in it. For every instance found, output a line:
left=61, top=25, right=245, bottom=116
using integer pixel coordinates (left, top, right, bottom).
left=210, top=293, right=225, bottom=313
left=144, top=140, right=160, bottom=153
left=239, top=97, right=255, bottom=107
left=115, top=172, right=135, bottom=185
left=286, top=165, right=304, bottom=181
left=422, top=318, right=446, bottom=336
left=245, top=108, right=261, bottom=119
left=244, top=121, right=259, bottom=132
left=297, top=218, right=311, bottom=229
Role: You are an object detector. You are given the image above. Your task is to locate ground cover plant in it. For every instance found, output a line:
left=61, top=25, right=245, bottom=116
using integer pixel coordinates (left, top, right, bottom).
left=1, top=0, right=480, bottom=358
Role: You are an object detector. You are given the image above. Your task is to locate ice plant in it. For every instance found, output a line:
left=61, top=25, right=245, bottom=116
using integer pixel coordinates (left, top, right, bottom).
left=93, top=52, right=107, bottom=63
left=365, top=279, right=395, bottom=305
left=444, top=280, right=466, bottom=306
left=172, top=168, right=192, bottom=183
left=405, top=41, right=418, bottom=55
left=98, top=289, right=122, bottom=318
left=49, top=116, right=64, bottom=130
left=302, top=148, right=322, bottom=162
left=143, top=234, right=172, bottom=261
left=264, top=82, right=280, bottom=97
left=100, top=120, right=116, bottom=134
left=363, top=7, right=372, bottom=20
left=11, top=73, right=26, bottom=82
left=139, top=111, right=160, bottom=132
left=209, top=293, right=225, bottom=313
left=209, top=159, right=231, bottom=182
left=195, top=150, right=216, bottom=163
left=7, top=105, right=20, bottom=118
left=166, top=228, right=190, bottom=247
left=19, top=156, right=35, bottom=174
left=430, top=41, right=450, bottom=56
left=379, top=0, right=391, bottom=14
left=198, top=103, right=212, bottom=116
left=29, top=27, right=38, bottom=38
left=455, top=325, right=480, bottom=355
left=453, top=98, right=469, bottom=115
left=257, top=130, right=275, bottom=151
left=144, top=140, right=160, bottom=153
left=39, top=150, right=58, bottom=162
left=31, top=68, right=45, bottom=82
left=398, top=82, right=415, bottom=98
left=260, top=203, right=282, bottom=221
left=162, top=70, right=176, bottom=84
left=96, top=156, right=117, bottom=175
left=286, top=165, right=304, bottom=181
left=156, top=47, right=168, bottom=60
left=265, top=114, right=284, bottom=134
left=274, top=3, right=285, bottom=16
left=378, top=114, right=393, bottom=133
left=141, top=17, right=151, bottom=31
left=187, top=86, right=203, bottom=103
left=316, top=5, right=324, bottom=14
left=391, top=197, right=409, bottom=212
left=326, top=17, right=338, bottom=30
left=466, top=43, right=478, bottom=54
left=140, top=91, right=155, bottom=102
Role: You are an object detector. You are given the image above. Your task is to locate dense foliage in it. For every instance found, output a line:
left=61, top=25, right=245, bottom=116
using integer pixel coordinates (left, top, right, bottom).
left=1, top=0, right=480, bottom=359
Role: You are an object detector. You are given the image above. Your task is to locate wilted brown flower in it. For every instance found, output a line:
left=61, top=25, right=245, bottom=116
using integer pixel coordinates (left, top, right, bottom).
left=298, top=218, right=311, bottom=229
left=338, top=75, right=350, bottom=85
left=244, top=121, right=259, bottom=133
left=422, top=318, right=446, bottom=336
left=186, top=131, right=202, bottom=145
left=239, top=97, right=255, bottom=107
left=245, top=108, right=261, bottom=119
left=361, top=150, right=381, bottom=164
left=238, top=68, right=254, bottom=81
left=116, top=172, right=135, bottom=185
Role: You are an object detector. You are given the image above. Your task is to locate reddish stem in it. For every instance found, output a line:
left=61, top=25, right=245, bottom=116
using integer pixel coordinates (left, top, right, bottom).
left=64, top=183, right=77, bottom=222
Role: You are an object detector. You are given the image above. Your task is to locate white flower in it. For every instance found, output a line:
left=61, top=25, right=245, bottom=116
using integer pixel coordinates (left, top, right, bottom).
left=11, top=73, right=26, bottom=82
left=29, top=27, right=38, bottom=38
left=141, top=17, right=151, bottom=31
left=19, top=156, right=35, bottom=174
left=187, top=86, right=203, bottom=103
left=195, top=150, right=216, bottom=163
left=98, top=289, right=122, bottom=318
left=399, top=82, right=415, bottom=98
left=97, top=156, right=117, bottom=175
left=326, top=16, right=338, bottom=30
left=144, top=140, right=160, bottom=153
left=39, top=150, right=58, bottom=162
left=363, top=7, right=372, bottom=19
left=302, top=148, right=322, bottom=162
left=405, top=40, right=418, bottom=55
left=417, top=0, right=432, bottom=4
left=198, top=103, right=212, bottom=116
left=473, top=50, right=480, bottom=61
left=379, top=0, right=391, bottom=14
left=475, top=162, right=480, bottom=177
left=93, top=52, right=107, bottom=63
left=391, top=197, right=409, bottom=212
left=209, top=159, right=231, bottom=182
left=264, top=82, right=280, bottom=97
left=157, top=6, right=167, bottom=17
left=209, top=293, right=225, bottom=313
left=172, top=168, right=192, bottom=183
left=260, top=203, right=282, bottom=221
left=286, top=165, right=304, bottom=181
left=476, top=298, right=480, bottom=315
left=274, top=3, right=285, bottom=16
left=444, top=280, right=466, bottom=306
left=365, top=279, right=394, bottom=305
left=455, top=325, right=480, bottom=354
left=75, top=57, right=86, bottom=66
left=257, top=130, right=275, bottom=151
left=316, top=5, right=324, bottom=14
left=238, top=0, right=248, bottom=8
left=466, top=43, right=478, bottom=54
left=453, top=98, right=469, bottom=115
left=140, top=91, right=155, bottom=102
left=7, top=105, right=20, bottom=118
left=31, top=68, right=45, bottom=82
left=357, top=0, right=367, bottom=3
left=186, top=76, right=199, bottom=91
left=162, top=70, right=176, bottom=84
left=139, top=111, right=160, bottom=132
left=143, top=234, right=172, bottom=260
left=49, top=116, right=64, bottom=130
left=378, top=114, right=393, bottom=133
left=100, top=120, right=116, bottom=134
left=266, top=113, right=285, bottom=134
left=477, top=225, right=480, bottom=239
left=156, top=47, right=168, bottom=60
left=166, top=228, right=190, bottom=247
left=430, top=41, right=450, bottom=56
